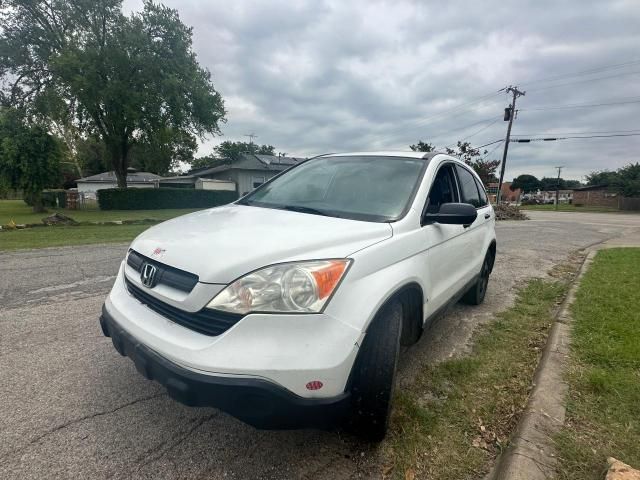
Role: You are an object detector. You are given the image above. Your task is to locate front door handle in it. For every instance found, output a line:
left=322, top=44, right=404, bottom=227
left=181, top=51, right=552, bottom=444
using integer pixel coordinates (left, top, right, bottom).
left=484, top=213, right=491, bottom=219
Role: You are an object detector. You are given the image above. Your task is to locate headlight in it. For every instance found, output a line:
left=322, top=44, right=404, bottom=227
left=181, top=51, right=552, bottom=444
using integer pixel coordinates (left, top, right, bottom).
left=206, top=259, right=351, bottom=314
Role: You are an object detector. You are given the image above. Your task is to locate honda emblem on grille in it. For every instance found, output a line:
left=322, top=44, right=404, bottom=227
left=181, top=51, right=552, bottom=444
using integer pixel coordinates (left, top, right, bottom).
left=140, top=263, right=158, bottom=288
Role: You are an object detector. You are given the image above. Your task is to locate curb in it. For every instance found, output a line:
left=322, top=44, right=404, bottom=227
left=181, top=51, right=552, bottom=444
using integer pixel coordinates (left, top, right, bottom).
left=489, top=249, right=597, bottom=480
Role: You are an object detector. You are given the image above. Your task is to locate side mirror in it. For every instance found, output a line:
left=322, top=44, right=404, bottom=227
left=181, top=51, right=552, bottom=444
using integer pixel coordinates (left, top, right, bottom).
left=423, top=202, right=477, bottom=226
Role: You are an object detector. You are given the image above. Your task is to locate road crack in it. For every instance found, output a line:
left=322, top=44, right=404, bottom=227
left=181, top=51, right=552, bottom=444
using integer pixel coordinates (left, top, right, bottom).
left=134, top=413, right=219, bottom=472
left=0, top=392, right=165, bottom=464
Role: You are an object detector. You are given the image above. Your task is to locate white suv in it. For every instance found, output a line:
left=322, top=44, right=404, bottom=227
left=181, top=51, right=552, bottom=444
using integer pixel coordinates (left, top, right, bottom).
left=100, top=151, right=496, bottom=441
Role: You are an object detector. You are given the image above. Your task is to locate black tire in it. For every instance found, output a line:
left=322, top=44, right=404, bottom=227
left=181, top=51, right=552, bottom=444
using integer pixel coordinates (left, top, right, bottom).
left=348, top=301, right=402, bottom=442
left=399, top=292, right=422, bottom=346
left=462, top=252, right=492, bottom=305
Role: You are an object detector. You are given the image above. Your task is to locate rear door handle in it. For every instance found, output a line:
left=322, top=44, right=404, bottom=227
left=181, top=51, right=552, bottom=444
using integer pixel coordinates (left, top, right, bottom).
left=484, top=213, right=491, bottom=219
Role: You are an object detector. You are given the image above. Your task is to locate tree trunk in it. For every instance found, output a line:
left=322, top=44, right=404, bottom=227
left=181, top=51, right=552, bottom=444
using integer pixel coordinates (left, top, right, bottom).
left=31, top=191, right=46, bottom=213
left=114, top=162, right=127, bottom=188
left=109, top=138, right=130, bottom=188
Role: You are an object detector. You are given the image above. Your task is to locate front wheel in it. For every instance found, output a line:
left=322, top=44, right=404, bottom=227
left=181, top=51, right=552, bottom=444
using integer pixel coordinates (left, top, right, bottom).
left=347, top=301, right=402, bottom=442
left=462, top=252, right=493, bottom=305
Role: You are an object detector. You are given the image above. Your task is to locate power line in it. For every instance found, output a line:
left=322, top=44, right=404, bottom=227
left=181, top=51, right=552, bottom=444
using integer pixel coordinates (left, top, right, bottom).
left=520, top=98, right=640, bottom=111
left=375, top=90, right=505, bottom=146
left=378, top=58, right=639, bottom=149
left=525, top=70, right=640, bottom=92
left=481, top=141, right=504, bottom=159
left=512, top=128, right=640, bottom=136
left=512, top=133, right=640, bottom=142
left=441, top=116, right=502, bottom=148
left=520, top=59, right=640, bottom=87
left=477, top=139, right=505, bottom=148
left=450, top=117, right=503, bottom=146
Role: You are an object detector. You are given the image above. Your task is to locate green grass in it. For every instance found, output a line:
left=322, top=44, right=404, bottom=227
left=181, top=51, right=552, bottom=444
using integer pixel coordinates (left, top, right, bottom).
left=0, top=199, right=201, bottom=251
left=0, top=224, right=151, bottom=250
left=519, top=204, right=620, bottom=213
left=555, top=248, right=640, bottom=479
left=384, top=278, right=569, bottom=479
left=0, top=199, right=200, bottom=225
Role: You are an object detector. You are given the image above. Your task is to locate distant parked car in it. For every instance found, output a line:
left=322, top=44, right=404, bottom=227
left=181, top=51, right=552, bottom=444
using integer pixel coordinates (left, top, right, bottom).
left=100, top=151, right=497, bottom=441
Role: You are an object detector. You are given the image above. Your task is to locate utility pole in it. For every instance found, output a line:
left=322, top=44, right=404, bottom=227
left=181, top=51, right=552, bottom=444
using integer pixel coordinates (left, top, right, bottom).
left=244, top=133, right=257, bottom=153
left=497, top=86, right=526, bottom=204
left=555, top=165, right=564, bottom=211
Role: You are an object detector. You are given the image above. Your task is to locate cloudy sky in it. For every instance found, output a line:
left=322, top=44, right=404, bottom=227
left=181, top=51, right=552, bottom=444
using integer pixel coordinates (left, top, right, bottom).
left=125, top=0, right=639, bottom=181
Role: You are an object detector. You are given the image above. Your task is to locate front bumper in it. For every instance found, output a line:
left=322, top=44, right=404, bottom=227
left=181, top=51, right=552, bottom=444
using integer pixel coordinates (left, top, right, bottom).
left=100, top=307, right=351, bottom=429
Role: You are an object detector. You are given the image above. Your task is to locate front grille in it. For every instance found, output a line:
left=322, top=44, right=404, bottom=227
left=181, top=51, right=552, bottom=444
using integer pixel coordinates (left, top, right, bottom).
left=124, top=278, right=243, bottom=336
left=127, top=250, right=198, bottom=293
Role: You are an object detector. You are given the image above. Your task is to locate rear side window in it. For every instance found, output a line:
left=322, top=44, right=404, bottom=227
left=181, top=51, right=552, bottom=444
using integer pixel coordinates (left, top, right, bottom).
left=474, top=177, right=489, bottom=207
left=455, top=165, right=481, bottom=208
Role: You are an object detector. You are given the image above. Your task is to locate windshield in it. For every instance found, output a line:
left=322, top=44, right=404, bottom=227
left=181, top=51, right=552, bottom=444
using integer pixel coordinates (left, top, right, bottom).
left=239, top=156, right=427, bottom=222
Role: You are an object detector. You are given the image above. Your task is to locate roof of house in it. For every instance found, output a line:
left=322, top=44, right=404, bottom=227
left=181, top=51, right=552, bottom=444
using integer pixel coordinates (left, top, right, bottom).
left=195, top=154, right=304, bottom=176
left=572, top=184, right=608, bottom=191
left=540, top=190, right=574, bottom=194
left=77, top=171, right=161, bottom=183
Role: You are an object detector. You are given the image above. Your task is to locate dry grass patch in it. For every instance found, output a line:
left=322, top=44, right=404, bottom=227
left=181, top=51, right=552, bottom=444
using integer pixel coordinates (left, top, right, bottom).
left=383, top=278, right=570, bottom=479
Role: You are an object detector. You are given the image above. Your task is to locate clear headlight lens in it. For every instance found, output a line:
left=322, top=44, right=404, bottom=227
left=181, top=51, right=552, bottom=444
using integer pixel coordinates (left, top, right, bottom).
left=206, top=259, right=351, bottom=314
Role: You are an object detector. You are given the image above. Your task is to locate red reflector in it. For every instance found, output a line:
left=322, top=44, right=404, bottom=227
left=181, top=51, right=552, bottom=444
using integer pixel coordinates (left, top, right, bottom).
left=305, top=380, right=323, bottom=390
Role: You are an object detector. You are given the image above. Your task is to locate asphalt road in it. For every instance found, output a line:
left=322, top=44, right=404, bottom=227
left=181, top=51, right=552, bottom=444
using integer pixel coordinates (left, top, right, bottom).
left=1, top=211, right=639, bottom=479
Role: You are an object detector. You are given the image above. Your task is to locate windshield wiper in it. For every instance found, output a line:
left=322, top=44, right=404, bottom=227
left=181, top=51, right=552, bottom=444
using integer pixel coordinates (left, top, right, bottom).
left=280, top=205, right=333, bottom=217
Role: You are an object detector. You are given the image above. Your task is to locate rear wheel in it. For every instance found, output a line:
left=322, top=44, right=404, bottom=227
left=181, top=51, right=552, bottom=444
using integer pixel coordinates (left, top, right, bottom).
left=348, top=301, right=402, bottom=442
left=462, top=252, right=492, bottom=305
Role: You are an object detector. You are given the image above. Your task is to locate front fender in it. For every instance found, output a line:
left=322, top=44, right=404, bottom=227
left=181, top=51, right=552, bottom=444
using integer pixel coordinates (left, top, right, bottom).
left=324, top=248, right=428, bottom=333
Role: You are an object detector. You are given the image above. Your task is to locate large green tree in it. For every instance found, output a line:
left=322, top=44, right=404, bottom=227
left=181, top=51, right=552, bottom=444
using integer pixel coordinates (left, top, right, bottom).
left=129, top=127, right=197, bottom=175
left=0, top=0, right=225, bottom=187
left=75, top=135, right=109, bottom=176
left=510, top=174, right=541, bottom=193
left=586, top=170, right=621, bottom=187
left=188, top=141, right=276, bottom=171
left=587, top=164, right=640, bottom=197
left=538, top=177, right=581, bottom=191
left=214, top=141, right=275, bottom=162
left=0, top=108, right=62, bottom=212
left=189, top=154, right=224, bottom=172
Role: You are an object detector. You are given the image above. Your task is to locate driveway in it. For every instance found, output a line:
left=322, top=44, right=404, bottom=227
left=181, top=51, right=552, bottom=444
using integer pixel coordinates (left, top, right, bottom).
left=1, top=211, right=639, bottom=479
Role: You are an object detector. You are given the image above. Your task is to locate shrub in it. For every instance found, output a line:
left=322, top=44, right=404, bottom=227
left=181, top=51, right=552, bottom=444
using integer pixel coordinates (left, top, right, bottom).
left=23, top=189, right=66, bottom=208
left=97, top=188, right=238, bottom=210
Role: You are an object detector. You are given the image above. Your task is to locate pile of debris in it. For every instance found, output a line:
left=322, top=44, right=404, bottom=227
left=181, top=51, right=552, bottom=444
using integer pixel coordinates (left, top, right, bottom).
left=494, top=204, right=529, bottom=221
left=41, top=213, right=78, bottom=226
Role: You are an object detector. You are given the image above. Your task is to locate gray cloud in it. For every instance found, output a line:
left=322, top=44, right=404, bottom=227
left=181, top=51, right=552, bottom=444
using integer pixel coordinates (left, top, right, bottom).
left=126, top=0, right=640, bottom=181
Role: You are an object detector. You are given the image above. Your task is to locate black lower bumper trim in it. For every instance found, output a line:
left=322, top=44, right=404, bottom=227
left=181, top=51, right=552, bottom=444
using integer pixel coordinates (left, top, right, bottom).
left=99, top=305, right=350, bottom=429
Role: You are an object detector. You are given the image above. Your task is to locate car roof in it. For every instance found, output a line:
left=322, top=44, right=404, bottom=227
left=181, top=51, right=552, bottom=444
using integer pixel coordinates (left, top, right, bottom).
left=322, top=151, right=444, bottom=160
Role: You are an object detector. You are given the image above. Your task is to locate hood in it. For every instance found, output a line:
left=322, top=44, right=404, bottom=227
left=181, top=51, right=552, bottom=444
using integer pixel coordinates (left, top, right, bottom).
left=130, top=204, right=392, bottom=283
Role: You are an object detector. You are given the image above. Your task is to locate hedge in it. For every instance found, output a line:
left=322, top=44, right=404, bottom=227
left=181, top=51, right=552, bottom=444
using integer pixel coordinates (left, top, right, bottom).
left=97, top=188, right=238, bottom=210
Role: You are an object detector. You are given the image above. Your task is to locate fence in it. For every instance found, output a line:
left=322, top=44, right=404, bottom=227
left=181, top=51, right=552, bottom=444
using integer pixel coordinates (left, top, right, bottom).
left=65, top=191, right=99, bottom=210
left=620, top=197, right=640, bottom=211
